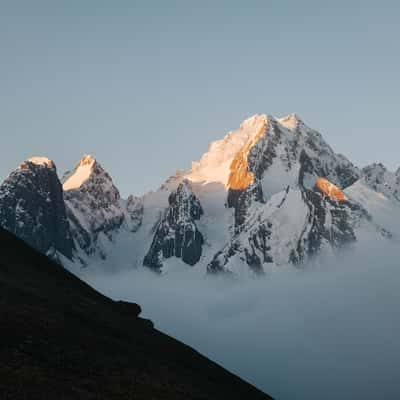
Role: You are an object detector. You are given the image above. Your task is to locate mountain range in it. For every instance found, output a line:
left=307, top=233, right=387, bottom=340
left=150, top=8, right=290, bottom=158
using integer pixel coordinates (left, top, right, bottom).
left=1, top=113, right=399, bottom=276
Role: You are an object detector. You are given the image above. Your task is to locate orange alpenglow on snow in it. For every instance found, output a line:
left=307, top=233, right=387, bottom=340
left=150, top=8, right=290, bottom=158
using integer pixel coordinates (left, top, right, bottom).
left=315, top=177, right=347, bottom=201
left=19, top=157, right=55, bottom=169
left=63, top=155, right=96, bottom=191
left=227, top=117, right=267, bottom=190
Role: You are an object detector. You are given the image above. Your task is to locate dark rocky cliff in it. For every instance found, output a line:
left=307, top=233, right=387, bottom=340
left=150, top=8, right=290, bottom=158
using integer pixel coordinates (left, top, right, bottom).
left=0, top=158, right=74, bottom=260
left=144, top=181, right=204, bottom=271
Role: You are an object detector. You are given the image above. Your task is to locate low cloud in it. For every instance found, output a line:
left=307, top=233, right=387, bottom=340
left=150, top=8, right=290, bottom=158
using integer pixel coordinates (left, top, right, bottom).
left=84, top=242, right=400, bottom=400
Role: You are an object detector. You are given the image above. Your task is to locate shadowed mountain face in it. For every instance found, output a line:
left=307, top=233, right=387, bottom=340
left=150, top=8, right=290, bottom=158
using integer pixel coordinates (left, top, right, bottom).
left=144, top=181, right=204, bottom=271
left=0, top=228, right=272, bottom=400
left=0, top=158, right=74, bottom=260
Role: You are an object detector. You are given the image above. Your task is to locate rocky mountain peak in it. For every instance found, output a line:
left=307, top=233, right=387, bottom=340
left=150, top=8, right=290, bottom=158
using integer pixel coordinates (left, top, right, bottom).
left=0, top=157, right=74, bottom=260
left=78, top=154, right=96, bottom=166
left=186, top=114, right=268, bottom=186
left=277, top=113, right=302, bottom=131
left=21, top=157, right=56, bottom=170
left=63, top=154, right=97, bottom=191
left=186, top=113, right=359, bottom=197
left=64, top=155, right=120, bottom=201
left=63, top=155, right=125, bottom=260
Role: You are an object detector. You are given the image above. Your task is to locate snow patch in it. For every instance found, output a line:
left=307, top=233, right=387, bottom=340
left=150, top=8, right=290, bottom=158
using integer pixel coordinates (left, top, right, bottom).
left=24, top=157, right=54, bottom=168
left=63, top=155, right=96, bottom=191
left=277, top=113, right=300, bottom=131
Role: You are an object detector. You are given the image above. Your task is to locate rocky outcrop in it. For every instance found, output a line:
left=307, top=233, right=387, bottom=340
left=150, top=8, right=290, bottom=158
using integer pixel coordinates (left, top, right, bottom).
left=0, top=158, right=74, bottom=259
left=361, top=163, right=400, bottom=201
left=125, top=195, right=144, bottom=232
left=291, top=188, right=366, bottom=264
left=143, top=181, right=204, bottom=271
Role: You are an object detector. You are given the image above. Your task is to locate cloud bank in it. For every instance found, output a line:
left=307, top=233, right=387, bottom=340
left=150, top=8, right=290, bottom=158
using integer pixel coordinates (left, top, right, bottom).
left=85, top=242, right=400, bottom=400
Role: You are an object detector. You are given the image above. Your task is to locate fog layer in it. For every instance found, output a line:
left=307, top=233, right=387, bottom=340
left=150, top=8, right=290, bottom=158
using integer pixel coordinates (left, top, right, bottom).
left=86, top=243, right=400, bottom=400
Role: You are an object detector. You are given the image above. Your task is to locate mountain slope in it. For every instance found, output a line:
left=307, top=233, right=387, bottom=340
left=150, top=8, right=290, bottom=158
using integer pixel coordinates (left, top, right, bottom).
left=0, top=227, right=272, bottom=400
left=345, top=163, right=400, bottom=238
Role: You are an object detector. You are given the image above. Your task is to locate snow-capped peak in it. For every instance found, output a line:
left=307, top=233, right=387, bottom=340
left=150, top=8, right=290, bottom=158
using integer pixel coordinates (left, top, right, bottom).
left=183, top=112, right=359, bottom=196
left=62, top=154, right=127, bottom=261
left=21, top=157, right=55, bottom=169
left=77, top=154, right=96, bottom=167
left=63, top=154, right=96, bottom=191
left=277, top=113, right=301, bottom=131
left=1, top=156, right=74, bottom=260
left=185, top=114, right=268, bottom=186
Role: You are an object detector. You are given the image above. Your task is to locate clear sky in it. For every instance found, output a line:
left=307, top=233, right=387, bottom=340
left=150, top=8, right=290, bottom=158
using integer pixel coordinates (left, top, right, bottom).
left=1, top=0, right=399, bottom=196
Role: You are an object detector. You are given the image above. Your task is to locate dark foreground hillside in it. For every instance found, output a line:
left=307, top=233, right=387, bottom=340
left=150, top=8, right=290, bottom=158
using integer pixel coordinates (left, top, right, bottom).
left=0, top=228, right=273, bottom=400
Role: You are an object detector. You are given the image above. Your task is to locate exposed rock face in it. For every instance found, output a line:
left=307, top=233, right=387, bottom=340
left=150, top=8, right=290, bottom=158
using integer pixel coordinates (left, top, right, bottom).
left=208, top=185, right=366, bottom=274
left=0, top=158, right=74, bottom=259
left=344, top=163, right=400, bottom=242
left=143, top=181, right=204, bottom=271
left=125, top=195, right=144, bottom=232
left=226, top=182, right=264, bottom=231
left=361, top=163, right=400, bottom=201
left=292, top=188, right=366, bottom=263
left=63, top=155, right=127, bottom=259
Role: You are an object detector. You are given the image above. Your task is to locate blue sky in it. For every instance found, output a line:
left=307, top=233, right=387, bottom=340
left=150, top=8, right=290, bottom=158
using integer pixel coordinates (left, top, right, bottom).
left=1, top=1, right=399, bottom=196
